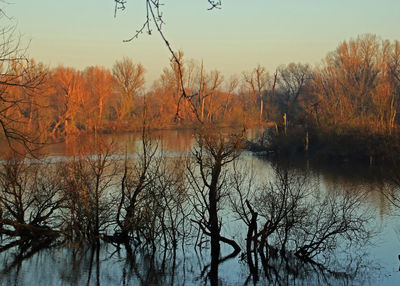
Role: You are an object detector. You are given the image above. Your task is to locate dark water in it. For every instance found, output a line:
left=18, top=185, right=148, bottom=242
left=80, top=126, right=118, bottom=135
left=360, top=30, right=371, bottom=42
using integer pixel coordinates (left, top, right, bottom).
left=1, top=130, right=400, bottom=285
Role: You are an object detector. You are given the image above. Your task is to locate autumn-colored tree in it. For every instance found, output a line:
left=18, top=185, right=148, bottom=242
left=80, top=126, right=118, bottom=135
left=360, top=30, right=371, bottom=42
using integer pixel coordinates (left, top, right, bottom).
left=0, top=34, right=397, bottom=143
left=112, top=58, right=145, bottom=128
left=0, top=56, right=46, bottom=153
left=203, top=70, right=224, bottom=122
left=150, top=52, right=199, bottom=126
left=48, top=67, right=84, bottom=137
left=312, top=34, right=399, bottom=132
left=242, top=65, right=270, bottom=124
left=220, top=75, right=239, bottom=122
left=83, top=66, right=113, bottom=131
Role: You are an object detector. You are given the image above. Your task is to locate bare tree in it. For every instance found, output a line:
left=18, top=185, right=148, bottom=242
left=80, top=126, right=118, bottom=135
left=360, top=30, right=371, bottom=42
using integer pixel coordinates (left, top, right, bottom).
left=242, top=65, right=270, bottom=123
left=60, top=141, right=117, bottom=242
left=0, top=155, right=63, bottom=251
left=230, top=164, right=372, bottom=284
left=186, top=126, right=244, bottom=283
left=277, top=63, right=313, bottom=120
left=114, top=127, right=160, bottom=245
left=0, top=14, right=47, bottom=154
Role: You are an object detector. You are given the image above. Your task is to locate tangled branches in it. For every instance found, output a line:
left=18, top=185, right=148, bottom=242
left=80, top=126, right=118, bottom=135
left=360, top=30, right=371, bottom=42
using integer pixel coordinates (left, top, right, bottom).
left=114, top=0, right=222, bottom=122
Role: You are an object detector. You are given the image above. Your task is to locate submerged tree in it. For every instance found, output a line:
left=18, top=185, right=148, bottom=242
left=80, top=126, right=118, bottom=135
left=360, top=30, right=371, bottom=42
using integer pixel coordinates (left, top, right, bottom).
left=60, top=142, right=117, bottom=242
left=187, top=125, right=244, bottom=283
left=230, top=164, right=372, bottom=284
left=0, top=154, right=63, bottom=251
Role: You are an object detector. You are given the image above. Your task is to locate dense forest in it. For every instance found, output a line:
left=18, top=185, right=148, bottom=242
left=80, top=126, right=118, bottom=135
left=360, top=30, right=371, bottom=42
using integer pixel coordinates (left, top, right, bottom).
left=1, top=34, right=400, bottom=161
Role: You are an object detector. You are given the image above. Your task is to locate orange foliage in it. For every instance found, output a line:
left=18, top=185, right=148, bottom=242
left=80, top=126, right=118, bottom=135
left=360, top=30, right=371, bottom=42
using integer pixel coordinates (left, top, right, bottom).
left=3, top=35, right=399, bottom=142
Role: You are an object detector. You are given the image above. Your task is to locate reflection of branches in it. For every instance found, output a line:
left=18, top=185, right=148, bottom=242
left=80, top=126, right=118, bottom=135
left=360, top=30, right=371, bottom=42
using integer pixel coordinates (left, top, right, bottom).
left=199, top=244, right=239, bottom=278
left=0, top=156, right=63, bottom=249
left=256, top=250, right=372, bottom=286
left=0, top=239, right=62, bottom=277
left=187, top=127, right=244, bottom=248
left=186, top=127, right=244, bottom=286
left=120, top=245, right=182, bottom=286
left=230, top=164, right=373, bottom=285
left=381, top=169, right=400, bottom=210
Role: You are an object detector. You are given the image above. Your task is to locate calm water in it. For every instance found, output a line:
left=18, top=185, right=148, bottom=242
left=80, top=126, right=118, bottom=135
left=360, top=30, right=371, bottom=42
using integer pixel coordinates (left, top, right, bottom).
left=1, top=130, right=400, bottom=286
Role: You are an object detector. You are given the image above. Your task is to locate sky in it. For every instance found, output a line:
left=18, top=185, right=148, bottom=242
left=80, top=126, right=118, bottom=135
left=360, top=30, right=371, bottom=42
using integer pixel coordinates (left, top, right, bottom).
left=4, top=0, right=400, bottom=86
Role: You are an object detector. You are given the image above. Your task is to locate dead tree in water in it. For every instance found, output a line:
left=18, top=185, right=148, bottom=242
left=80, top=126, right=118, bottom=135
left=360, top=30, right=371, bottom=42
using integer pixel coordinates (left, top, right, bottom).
left=113, top=128, right=159, bottom=246
left=60, top=142, right=117, bottom=243
left=111, top=128, right=189, bottom=256
left=230, top=165, right=372, bottom=284
left=187, top=125, right=244, bottom=282
left=0, top=155, right=63, bottom=251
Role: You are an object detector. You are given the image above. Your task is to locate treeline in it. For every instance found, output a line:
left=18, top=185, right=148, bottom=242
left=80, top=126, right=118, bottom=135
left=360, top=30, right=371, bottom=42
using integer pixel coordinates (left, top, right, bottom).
left=1, top=52, right=256, bottom=141
left=1, top=34, right=400, bottom=156
left=260, top=34, right=400, bottom=162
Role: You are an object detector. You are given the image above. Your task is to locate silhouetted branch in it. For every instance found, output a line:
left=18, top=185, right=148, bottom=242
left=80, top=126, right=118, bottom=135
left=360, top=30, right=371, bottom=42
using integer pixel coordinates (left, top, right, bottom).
left=115, top=0, right=223, bottom=123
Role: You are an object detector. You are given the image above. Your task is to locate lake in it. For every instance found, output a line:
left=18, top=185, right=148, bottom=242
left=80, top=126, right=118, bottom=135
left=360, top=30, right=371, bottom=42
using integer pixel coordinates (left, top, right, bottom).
left=0, top=129, right=399, bottom=286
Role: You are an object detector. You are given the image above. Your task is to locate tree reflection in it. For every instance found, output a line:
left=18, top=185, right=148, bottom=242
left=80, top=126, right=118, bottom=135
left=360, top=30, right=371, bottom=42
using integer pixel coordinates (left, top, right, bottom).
left=0, top=133, right=390, bottom=285
left=186, top=125, right=245, bottom=285
left=230, top=162, right=374, bottom=285
left=244, top=249, right=375, bottom=286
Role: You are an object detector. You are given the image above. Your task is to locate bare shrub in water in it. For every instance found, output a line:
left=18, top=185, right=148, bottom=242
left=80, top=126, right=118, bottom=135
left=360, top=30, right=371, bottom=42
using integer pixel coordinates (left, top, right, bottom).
left=0, top=154, right=63, bottom=250
left=59, top=143, right=117, bottom=242
left=230, top=164, right=372, bottom=283
left=186, top=125, right=245, bottom=285
left=112, top=129, right=190, bottom=254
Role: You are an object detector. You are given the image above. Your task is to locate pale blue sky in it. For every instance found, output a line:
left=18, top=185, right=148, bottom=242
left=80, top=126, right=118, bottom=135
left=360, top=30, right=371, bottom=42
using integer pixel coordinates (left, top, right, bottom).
left=5, top=0, right=400, bottom=85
